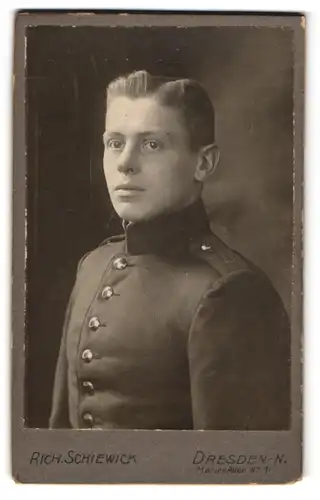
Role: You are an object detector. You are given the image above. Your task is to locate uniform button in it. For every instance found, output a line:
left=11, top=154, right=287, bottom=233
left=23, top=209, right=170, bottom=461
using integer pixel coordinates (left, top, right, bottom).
left=201, top=243, right=212, bottom=251
left=101, top=285, right=114, bottom=300
left=81, top=349, right=93, bottom=362
left=82, top=412, right=94, bottom=428
left=82, top=380, right=94, bottom=394
left=112, top=256, right=128, bottom=270
left=88, top=316, right=101, bottom=331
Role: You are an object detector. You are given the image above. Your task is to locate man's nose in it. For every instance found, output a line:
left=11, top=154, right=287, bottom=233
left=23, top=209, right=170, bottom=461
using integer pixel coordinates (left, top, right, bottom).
left=117, top=143, right=139, bottom=174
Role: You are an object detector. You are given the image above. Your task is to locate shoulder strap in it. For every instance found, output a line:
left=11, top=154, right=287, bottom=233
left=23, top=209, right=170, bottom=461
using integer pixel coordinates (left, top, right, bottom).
left=98, top=233, right=125, bottom=247
left=190, top=231, right=252, bottom=278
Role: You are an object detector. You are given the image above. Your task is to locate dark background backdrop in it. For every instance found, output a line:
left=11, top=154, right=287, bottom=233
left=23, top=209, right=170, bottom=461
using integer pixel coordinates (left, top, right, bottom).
left=25, top=25, right=293, bottom=427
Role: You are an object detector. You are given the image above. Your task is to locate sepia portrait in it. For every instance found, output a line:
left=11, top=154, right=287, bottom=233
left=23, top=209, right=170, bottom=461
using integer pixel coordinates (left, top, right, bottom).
left=12, top=12, right=303, bottom=483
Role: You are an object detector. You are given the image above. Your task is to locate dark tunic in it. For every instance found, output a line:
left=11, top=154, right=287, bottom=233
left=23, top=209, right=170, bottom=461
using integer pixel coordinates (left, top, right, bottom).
left=49, top=200, right=290, bottom=430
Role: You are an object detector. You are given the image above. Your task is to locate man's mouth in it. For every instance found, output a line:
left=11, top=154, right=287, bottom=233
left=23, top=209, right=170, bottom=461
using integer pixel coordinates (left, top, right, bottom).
left=115, top=184, right=145, bottom=192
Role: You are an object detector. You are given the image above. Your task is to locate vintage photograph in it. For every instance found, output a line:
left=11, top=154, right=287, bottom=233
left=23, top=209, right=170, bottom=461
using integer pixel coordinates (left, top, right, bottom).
left=12, top=12, right=303, bottom=483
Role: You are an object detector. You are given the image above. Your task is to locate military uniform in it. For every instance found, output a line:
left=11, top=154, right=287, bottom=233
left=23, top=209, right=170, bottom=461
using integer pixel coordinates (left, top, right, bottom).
left=49, top=200, right=290, bottom=430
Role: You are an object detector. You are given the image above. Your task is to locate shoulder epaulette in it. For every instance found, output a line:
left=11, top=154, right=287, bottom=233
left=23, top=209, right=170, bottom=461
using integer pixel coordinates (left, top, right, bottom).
left=191, top=231, right=252, bottom=278
left=98, top=234, right=125, bottom=247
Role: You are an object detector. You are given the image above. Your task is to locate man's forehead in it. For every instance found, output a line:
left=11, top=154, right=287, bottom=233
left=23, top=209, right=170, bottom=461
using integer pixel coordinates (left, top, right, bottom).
left=105, top=95, right=185, bottom=135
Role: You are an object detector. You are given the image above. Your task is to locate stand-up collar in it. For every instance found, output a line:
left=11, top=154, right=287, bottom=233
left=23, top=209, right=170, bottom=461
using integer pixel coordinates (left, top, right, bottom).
left=123, top=199, right=210, bottom=255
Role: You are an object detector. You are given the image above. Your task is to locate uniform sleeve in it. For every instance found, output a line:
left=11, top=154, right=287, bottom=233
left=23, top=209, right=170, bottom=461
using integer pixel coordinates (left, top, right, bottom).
left=48, top=254, right=90, bottom=429
left=188, top=270, right=290, bottom=430
left=48, top=296, right=73, bottom=429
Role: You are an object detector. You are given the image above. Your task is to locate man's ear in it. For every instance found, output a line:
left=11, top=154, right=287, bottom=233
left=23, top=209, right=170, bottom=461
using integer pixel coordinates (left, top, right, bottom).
left=194, top=143, right=220, bottom=182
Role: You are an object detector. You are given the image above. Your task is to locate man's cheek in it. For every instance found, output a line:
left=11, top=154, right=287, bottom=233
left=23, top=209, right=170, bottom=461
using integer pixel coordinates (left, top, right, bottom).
left=103, top=164, right=117, bottom=185
left=164, top=149, right=181, bottom=166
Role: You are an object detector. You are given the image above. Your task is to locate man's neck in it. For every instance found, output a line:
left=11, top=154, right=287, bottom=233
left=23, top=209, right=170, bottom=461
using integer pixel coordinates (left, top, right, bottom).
left=122, top=199, right=210, bottom=256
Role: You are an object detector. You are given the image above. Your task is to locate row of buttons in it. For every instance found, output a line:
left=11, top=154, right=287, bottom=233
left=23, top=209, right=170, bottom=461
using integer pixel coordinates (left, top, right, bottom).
left=80, top=256, right=129, bottom=427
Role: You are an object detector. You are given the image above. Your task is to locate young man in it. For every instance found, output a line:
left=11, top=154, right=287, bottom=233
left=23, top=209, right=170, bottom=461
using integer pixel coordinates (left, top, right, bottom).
left=49, top=70, right=290, bottom=430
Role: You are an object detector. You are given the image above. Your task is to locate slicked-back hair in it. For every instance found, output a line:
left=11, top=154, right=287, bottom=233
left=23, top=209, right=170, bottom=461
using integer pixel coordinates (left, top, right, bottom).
left=106, top=70, right=215, bottom=152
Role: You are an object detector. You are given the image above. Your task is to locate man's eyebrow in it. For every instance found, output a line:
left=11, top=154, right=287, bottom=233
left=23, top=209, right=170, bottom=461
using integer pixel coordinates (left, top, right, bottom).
left=103, top=131, right=124, bottom=139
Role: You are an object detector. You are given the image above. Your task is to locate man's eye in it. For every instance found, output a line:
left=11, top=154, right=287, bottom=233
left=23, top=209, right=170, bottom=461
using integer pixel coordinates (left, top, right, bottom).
left=142, top=140, right=162, bottom=151
left=107, top=139, right=124, bottom=150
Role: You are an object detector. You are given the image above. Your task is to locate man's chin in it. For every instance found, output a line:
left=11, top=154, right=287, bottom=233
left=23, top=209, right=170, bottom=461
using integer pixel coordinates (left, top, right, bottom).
left=113, top=203, right=156, bottom=223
